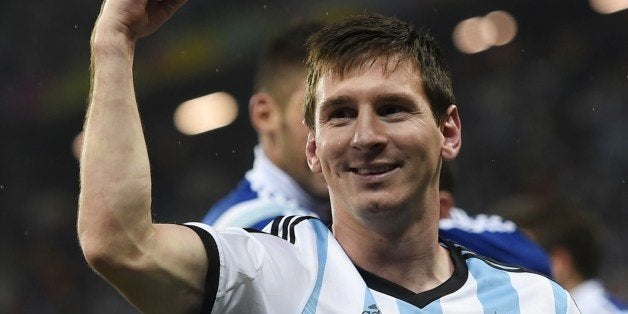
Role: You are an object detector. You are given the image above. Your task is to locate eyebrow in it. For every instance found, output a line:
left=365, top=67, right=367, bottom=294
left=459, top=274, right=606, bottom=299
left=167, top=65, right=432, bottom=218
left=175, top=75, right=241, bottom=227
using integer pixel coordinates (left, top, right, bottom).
left=373, top=93, right=417, bottom=105
left=319, top=92, right=418, bottom=111
left=318, top=95, right=354, bottom=112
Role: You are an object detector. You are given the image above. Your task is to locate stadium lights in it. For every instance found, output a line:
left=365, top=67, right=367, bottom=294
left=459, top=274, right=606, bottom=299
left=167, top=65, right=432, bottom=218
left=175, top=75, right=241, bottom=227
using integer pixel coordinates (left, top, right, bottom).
left=453, top=10, right=518, bottom=54
left=173, top=92, right=239, bottom=135
left=589, top=0, right=628, bottom=14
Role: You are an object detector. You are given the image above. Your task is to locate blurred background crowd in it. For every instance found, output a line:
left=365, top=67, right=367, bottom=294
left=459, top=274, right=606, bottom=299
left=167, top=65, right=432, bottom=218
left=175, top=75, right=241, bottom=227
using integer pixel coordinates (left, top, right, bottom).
left=0, top=0, right=626, bottom=312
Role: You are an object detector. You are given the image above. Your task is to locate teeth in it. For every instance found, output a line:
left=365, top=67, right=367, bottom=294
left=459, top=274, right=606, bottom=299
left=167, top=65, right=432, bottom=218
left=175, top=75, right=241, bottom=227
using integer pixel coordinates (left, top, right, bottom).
left=355, top=165, right=395, bottom=175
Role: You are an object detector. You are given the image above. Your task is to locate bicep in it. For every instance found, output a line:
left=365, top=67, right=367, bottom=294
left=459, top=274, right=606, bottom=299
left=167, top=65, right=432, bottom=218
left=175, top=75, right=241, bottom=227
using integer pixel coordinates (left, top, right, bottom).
left=101, top=223, right=210, bottom=313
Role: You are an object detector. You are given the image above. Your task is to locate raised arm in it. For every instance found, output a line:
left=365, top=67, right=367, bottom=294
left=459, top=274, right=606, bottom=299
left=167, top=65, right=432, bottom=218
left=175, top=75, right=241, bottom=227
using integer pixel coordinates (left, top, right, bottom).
left=77, top=0, right=208, bottom=312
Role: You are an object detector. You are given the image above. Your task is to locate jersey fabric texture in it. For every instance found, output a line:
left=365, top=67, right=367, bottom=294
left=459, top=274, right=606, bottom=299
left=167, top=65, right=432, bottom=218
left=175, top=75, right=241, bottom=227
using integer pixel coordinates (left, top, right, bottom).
left=202, top=146, right=329, bottom=230
left=439, top=207, right=552, bottom=276
left=185, top=216, right=579, bottom=314
left=570, top=279, right=628, bottom=313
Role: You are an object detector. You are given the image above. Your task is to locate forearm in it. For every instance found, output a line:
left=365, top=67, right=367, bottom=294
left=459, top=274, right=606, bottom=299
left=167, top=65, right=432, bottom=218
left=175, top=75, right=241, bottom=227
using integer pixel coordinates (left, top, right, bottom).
left=78, top=26, right=154, bottom=265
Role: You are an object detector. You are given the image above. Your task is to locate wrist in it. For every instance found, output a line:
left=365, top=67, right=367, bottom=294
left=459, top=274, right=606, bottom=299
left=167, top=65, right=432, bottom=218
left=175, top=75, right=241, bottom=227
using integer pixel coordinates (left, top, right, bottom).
left=91, top=28, right=136, bottom=60
left=91, top=17, right=139, bottom=53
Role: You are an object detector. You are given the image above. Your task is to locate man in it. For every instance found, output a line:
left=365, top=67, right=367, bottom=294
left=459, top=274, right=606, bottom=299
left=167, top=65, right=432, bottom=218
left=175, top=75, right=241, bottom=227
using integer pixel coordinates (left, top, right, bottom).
left=500, top=196, right=628, bottom=313
left=78, top=1, right=578, bottom=312
left=204, top=48, right=552, bottom=275
left=202, top=22, right=331, bottom=229
left=202, top=19, right=552, bottom=278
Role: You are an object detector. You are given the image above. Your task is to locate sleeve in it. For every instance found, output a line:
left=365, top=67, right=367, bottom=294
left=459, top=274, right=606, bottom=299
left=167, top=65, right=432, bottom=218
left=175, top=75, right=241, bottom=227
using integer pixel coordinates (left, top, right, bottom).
left=184, top=223, right=220, bottom=313
left=183, top=222, right=313, bottom=313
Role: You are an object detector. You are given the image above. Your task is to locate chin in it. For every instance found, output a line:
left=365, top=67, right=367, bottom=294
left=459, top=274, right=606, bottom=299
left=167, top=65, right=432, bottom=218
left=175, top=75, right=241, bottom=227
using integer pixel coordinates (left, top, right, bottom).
left=359, top=200, right=402, bottom=217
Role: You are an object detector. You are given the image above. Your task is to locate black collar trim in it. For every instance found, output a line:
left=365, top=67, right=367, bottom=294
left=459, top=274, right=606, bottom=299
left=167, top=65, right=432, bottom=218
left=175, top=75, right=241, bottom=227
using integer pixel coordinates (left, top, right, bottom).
left=355, top=238, right=468, bottom=308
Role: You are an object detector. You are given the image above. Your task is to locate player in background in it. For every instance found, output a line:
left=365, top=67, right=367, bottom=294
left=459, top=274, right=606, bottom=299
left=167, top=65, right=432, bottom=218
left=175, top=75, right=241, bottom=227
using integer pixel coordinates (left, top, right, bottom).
left=499, top=196, right=628, bottom=313
left=202, top=22, right=330, bottom=229
left=438, top=161, right=552, bottom=276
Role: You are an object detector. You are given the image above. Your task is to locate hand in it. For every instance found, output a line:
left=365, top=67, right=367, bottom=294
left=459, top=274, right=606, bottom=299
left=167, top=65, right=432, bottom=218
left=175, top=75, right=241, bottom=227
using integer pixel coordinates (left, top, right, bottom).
left=95, top=0, right=187, bottom=41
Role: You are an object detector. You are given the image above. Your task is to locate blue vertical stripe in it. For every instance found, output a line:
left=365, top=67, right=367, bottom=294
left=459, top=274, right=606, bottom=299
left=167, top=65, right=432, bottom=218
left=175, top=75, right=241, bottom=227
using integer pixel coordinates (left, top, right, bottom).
left=550, top=280, right=568, bottom=313
left=467, top=258, right=520, bottom=314
left=362, top=288, right=379, bottom=313
left=421, top=299, right=443, bottom=313
left=302, top=220, right=330, bottom=314
left=397, top=299, right=443, bottom=313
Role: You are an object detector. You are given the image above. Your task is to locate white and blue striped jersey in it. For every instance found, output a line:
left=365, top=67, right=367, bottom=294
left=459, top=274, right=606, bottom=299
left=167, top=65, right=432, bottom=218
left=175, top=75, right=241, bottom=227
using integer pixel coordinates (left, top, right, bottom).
left=185, top=216, right=579, bottom=313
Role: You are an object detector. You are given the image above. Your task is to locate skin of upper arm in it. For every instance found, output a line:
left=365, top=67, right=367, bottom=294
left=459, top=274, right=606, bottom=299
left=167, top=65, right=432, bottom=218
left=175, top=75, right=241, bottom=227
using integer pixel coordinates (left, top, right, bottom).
left=93, top=223, right=211, bottom=314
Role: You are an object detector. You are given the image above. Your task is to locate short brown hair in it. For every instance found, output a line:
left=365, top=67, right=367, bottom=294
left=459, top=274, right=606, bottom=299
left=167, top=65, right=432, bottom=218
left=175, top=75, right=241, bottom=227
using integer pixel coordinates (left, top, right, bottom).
left=303, top=14, right=455, bottom=130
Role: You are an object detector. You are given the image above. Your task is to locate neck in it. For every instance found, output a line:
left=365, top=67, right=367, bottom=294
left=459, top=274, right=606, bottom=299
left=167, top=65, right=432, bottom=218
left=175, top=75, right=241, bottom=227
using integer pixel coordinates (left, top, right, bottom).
left=333, top=204, right=453, bottom=293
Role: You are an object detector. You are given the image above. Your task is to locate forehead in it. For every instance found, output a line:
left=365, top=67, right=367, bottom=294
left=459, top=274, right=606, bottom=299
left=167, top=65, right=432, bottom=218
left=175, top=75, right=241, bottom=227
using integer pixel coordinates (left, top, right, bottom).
left=314, top=57, right=423, bottom=108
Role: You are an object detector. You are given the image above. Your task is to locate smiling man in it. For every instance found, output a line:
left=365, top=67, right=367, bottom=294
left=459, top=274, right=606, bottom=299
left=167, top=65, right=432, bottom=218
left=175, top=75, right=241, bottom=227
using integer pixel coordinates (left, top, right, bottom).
left=78, top=0, right=578, bottom=312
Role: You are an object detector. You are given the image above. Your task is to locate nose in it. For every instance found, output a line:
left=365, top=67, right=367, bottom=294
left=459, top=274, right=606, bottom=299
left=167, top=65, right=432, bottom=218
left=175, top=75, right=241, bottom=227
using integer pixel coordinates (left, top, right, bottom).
left=351, top=109, right=387, bottom=153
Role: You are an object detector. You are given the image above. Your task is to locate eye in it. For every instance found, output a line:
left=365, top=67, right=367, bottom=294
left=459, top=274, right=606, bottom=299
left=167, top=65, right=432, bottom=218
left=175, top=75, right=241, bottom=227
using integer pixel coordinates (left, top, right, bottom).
left=378, top=104, right=408, bottom=117
left=328, top=107, right=356, bottom=120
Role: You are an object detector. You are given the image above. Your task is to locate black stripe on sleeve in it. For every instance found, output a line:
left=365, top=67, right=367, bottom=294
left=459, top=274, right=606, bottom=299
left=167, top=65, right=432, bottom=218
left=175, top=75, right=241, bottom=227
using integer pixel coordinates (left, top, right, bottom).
left=243, top=227, right=265, bottom=233
left=281, top=216, right=295, bottom=241
left=270, top=216, right=283, bottom=236
left=265, top=215, right=320, bottom=244
left=184, top=224, right=220, bottom=314
left=288, top=216, right=312, bottom=244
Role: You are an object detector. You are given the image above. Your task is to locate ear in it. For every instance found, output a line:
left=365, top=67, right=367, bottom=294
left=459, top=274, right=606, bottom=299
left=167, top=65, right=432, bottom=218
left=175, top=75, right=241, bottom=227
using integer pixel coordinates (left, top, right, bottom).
left=249, top=92, right=279, bottom=133
left=305, top=131, right=322, bottom=173
left=441, top=105, right=462, bottom=160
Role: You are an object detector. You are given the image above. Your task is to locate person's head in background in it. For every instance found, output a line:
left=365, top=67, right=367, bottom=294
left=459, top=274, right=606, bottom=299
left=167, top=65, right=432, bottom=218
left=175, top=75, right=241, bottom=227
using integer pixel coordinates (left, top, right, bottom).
left=499, top=196, right=603, bottom=290
left=249, top=21, right=328, bottom=200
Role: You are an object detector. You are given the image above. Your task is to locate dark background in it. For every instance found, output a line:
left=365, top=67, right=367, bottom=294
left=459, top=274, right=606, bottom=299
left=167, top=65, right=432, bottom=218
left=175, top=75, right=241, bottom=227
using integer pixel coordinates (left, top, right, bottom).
left=1, top=0, right=626, bottom=312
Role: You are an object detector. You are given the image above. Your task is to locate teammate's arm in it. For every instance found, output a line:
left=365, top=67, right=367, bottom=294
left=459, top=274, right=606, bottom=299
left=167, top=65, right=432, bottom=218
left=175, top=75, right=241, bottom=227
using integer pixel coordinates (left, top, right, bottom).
left=77, top=1, right=209, bottom=312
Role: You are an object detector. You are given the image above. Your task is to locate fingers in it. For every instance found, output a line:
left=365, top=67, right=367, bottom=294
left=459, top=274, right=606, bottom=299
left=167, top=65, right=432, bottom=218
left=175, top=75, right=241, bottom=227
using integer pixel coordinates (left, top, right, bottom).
left=95, top=0, right=188, bottom=40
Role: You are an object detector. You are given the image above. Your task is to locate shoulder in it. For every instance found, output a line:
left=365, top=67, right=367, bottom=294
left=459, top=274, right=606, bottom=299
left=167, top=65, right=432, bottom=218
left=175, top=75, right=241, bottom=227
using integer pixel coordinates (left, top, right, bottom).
left=184, top=216, right=326, bottom=313
left=440, top=207, right=552, bottom=276
left=439, top=207, right=516, bottom=233
left=186, top=215, right=324, bottom=258
left=202, top=177, right=257, bottom=225
left=454, top=243, right=578, bottom=313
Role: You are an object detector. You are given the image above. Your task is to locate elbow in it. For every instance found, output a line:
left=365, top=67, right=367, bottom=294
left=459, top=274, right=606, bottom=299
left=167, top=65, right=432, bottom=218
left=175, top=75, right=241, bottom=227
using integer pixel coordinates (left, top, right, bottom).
left=78, top=216, right=121, bottom=274
left=80, top=238, right=115, bottom=273
left=78, top=226, right=150, bottom=278
left=77, top=204, right=143, bottom=275
left=76, top=182, right=154, bottom=279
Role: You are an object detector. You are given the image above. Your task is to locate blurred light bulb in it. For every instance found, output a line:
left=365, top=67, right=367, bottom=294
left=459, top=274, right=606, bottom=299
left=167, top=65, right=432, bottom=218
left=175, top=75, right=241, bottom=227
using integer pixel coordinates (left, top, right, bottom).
left=453, top=11, right=518, bottom=54
left=485, top=11, right=518, bottom=46
left=589, top=0, right=628, bottom=14
left=174, top=92, right=239, bottom=135
left=453, top=17, right=491, bottom=54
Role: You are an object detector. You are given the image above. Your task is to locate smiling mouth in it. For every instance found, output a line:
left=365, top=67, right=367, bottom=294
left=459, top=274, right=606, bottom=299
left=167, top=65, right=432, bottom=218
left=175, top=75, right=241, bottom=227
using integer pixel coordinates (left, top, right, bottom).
left=350, top=164, right=398, bottom=175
